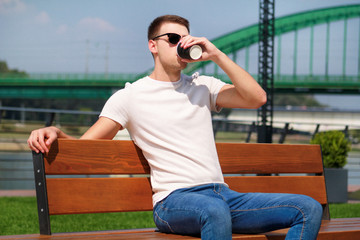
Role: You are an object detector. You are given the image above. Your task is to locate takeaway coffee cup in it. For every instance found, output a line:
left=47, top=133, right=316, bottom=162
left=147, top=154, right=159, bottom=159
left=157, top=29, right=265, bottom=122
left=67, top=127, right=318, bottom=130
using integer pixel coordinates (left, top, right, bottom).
left=177, top=43, right=202, bottom=60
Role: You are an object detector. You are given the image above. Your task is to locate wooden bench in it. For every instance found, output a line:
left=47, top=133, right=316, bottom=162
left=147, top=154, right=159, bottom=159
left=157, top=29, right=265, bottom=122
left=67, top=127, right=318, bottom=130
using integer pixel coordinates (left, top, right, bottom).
left=2, top=139, right=360, bottom=239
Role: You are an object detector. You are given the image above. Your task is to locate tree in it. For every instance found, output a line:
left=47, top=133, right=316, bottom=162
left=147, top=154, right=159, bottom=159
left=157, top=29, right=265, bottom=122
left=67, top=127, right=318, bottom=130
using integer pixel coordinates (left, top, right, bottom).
left=0, top=60, right=28, bottom=77
left=0, top=61, right=10, bottom=72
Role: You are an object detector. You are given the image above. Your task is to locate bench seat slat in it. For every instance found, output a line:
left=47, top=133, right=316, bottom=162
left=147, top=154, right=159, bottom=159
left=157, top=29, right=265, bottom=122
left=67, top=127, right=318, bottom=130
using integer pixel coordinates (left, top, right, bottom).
left=225, top=176, right=328, bottom=205
left=320, top=218, right=360, bottom=230
left=44, top=140, right=324, bottom=175
left=3, top=219, right=360, bottom=239
left=0, top=231, right=269, bottom=239
left=266, top=219, right=360, bottom=239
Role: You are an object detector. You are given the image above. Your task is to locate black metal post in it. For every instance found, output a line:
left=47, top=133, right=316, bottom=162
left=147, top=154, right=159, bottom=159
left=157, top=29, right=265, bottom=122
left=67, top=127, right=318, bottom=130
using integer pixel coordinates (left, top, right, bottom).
left=246, top=121, right=256, bottom=143
left=343, top=125, right=349, bottom=139
left=278, top=123, right=289, bottom=144
left=45, top=112, right=56, bottom=127
left=257, top=0, right=275, bottom=143
left=312, top=124, right=320, bottom=139
left=32, top=151, right=51, bottom=235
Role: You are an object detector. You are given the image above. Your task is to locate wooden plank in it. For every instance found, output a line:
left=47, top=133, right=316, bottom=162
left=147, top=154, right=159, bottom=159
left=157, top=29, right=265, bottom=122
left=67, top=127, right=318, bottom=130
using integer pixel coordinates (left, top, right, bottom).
left=46, top=175, right=327, bottom=215
left=0, top=230, right=269, bottom=239
left=217, top=142, right=324, bottom=174
left=225, top=176, right=328, bottom=205
left=44, top=140, right=324, bottom=175
left=45, top=139, right=149, bottom=175
left=3, top=219, right=360, bottom=239
left=0, top=231, right=269, bottom=239
left=320, top=218, right=360, bottom=230
left=316, top=231, right=360, bottom=240
left=46, top=177, right=153, bottom=215
left=266, top=219, right=360, bottom=240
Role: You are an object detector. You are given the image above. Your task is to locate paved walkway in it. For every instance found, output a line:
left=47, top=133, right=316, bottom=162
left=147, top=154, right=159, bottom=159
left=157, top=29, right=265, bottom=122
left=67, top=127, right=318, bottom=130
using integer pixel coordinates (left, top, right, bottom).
left=349, top=185, right=360, bottom=192
left=0, top=142, right=29, bottom=152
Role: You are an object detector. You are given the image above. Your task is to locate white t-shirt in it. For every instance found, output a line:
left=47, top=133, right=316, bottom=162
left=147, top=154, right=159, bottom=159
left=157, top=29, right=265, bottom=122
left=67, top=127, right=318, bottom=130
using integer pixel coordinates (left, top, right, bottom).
left=100, top=73, right=227, bottom=205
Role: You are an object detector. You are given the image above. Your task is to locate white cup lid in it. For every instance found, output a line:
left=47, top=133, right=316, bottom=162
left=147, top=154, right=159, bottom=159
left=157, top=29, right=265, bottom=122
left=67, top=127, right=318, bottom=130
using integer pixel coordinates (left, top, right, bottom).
left=189, top=45, right=202, bottom=60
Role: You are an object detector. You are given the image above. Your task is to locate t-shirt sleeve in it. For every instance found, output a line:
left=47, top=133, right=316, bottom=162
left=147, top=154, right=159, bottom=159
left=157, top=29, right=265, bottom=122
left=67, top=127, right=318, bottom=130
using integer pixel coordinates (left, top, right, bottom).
left=206, top=76, right=227, bottom=112
left=99, top=85, right=130, bottom=128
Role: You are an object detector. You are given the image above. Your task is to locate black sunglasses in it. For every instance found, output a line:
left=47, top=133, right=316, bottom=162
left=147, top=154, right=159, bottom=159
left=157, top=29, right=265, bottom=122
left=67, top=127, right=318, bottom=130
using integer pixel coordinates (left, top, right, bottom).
left=152, top=33, right=181, bottom=45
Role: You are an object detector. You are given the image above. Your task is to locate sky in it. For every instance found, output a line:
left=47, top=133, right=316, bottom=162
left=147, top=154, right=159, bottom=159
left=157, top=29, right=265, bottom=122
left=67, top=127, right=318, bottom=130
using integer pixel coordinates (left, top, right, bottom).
left=0, top=0, right=360, bottom=109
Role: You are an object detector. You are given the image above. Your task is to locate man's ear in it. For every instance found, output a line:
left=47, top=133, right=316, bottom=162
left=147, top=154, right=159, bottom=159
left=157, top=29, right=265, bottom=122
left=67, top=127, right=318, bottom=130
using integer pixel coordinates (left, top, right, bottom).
left=148, top=40, right=158, bottom=55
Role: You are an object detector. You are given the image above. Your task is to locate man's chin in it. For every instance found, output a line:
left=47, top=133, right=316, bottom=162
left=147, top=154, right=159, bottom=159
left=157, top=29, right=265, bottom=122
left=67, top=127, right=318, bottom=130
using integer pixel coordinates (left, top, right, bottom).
left=179, top=61, right=188, bottom=69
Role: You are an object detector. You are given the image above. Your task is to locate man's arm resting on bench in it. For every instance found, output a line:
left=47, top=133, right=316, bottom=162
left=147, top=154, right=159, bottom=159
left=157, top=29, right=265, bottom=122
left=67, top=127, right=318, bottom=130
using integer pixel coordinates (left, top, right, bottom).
left=27, top=117, right=122, bottom=153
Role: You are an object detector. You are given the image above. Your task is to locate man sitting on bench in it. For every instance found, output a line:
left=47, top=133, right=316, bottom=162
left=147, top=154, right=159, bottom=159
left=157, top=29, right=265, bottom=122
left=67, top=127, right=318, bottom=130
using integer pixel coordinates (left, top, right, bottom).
left=28, top=14, right=323, bottom=240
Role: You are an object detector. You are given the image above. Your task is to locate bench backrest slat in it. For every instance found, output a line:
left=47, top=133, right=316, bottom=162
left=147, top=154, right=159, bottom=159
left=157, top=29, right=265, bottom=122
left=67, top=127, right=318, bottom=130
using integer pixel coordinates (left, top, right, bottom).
left=46, top=175, right=327, bottom=215
left=226, top=176, right=328, bottom=205
left=45, top=140, right=149, bottom=175
left=217, top=143, right=324, bottom=174
left=47, top=177, right=153, bottom=215
left=45, top=140, right=323, bottom=175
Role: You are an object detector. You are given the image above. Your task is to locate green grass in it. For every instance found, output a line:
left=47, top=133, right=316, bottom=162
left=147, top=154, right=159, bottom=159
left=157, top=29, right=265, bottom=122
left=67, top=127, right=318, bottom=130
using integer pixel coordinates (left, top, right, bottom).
left=2, top=197, right=360, bottom=236
left=0, top=197, right=39, bottom=235
left=329, top=203, right=360, bottom=218
left=0, top=197, right=155, bottom=236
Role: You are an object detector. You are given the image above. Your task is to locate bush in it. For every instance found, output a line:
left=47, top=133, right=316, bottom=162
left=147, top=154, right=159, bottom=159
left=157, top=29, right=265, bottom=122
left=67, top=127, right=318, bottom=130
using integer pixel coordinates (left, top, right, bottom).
left=311, top=131, right=351, bottom=168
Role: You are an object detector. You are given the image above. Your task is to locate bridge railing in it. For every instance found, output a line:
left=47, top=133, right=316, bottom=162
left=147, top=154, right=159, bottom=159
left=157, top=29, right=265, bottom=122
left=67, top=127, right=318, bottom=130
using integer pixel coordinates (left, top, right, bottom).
left=0, top=72, right=138, bottom=87
left=1, top=73, right=360, bottom=97
left=1, top=105, right=358, bottom=143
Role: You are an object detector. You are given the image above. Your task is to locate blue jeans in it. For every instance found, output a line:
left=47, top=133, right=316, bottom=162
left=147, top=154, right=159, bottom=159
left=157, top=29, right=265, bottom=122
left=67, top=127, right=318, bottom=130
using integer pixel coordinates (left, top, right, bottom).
left=153, top=183, right=323, bottom=240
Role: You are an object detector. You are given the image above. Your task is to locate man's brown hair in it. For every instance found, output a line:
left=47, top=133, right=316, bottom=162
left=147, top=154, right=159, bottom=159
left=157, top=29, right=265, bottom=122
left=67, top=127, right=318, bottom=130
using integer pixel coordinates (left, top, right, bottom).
left=148, top=15, right=190, bottom=41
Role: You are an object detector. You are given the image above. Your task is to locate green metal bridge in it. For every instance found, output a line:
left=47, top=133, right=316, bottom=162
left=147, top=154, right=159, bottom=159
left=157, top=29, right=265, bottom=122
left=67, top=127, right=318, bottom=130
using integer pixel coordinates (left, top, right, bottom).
left=1, top=4, right=360, bottom=99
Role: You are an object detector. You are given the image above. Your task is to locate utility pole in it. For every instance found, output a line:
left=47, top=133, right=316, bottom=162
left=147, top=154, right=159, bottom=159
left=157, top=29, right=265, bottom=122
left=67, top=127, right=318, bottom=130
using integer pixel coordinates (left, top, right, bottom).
left=257, top=0, right=275, bottom=143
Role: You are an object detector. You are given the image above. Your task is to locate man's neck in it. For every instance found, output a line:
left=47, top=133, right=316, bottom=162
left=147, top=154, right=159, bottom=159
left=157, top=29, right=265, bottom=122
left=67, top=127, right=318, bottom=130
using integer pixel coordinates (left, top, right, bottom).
left=149, top=66, right=181, bottom=82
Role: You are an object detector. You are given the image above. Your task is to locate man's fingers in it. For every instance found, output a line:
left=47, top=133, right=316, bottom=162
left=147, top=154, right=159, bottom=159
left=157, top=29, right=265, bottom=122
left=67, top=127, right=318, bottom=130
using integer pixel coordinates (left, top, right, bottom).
left=27, top=137, right=39, bottom=153
left=27, top=129, right=51, bottom=153
left=37, top=132, right=49, bottom=153
left=27, top=131, right=42, bottom=153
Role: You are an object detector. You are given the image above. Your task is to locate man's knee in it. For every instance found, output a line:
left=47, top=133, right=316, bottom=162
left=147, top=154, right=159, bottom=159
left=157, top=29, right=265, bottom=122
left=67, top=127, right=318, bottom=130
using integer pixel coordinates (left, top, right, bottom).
left=201, top=200, right=232, bottom=226
left=200, top=201, right=232, bottom=239
left=292, top=194, right=323, bottom=224
left=301, top=195, right=322, bottom=214
left=305, top=196, right=323, bottom=221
